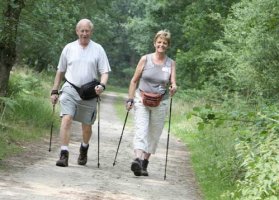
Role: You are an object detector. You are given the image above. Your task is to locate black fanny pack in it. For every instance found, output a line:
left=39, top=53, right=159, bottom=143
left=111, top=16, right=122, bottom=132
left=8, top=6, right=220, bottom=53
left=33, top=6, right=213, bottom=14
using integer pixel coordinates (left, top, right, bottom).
left=66, top=79, right=100, bottom=100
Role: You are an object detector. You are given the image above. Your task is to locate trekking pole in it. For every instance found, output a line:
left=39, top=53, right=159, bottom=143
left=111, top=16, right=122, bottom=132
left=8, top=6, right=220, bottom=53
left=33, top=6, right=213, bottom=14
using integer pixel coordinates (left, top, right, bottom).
left=97, top=97, right=101, bottom=168
left=113, top=110, right=129, bottom=166
left=164, top=97, right=172, bottom=180
left=49, top=104, right=55, bottom=152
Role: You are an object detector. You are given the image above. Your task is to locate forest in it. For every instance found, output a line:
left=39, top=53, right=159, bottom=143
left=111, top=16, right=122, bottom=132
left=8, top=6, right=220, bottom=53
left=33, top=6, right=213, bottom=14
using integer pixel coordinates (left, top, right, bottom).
left=0, top=0, right=279, bottom=199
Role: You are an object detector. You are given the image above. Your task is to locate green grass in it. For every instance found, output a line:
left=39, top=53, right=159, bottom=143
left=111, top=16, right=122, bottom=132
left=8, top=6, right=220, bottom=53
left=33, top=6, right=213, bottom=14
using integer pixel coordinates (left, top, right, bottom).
left=170, top=98, right=238, bottom=200
left=0, top=122, right=46, bottom=160
left=107, top=85, right=128, bottom=94
left=108, top=88, right=134, bottom=127
left=0, top=124, right=22, bottom=159
left=181, top=131, right=238, bottom=200
left=0, top=68, right=59, bottom=161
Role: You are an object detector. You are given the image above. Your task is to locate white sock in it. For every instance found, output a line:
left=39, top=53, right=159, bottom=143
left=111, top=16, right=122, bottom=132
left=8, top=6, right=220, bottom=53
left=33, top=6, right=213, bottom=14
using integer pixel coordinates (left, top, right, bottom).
left=61, top=146, right=68, bottom=151
left=82, top=142, right=89, bottom=148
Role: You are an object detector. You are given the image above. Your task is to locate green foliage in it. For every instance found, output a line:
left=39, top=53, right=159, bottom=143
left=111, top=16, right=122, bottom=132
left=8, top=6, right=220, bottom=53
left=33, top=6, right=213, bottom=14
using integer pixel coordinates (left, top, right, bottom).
left=4, top=69, right=54, bottom=126
left=207, top=0, right=279, bottom=98
left=3, top=0, right=278, bottom=95
left=0, top=69, right=57, bottom=160
left=125, top=0, right=190, bottom=57
left=229, top=105, right=279, bottom=199
left=191, top=128, right=240, bottom=199
left=187, top=96, right=279, bottom=199
left=171, top=96, right=240, bottom=200
left=0, top=96, right=18, bottom=117
left=7, top=70, right=42, bottom=97
left=0, top=127, right=22, bottom=159
left=232, top=132, right=279, bottom=199
left=0, top=1, right=4, bottom=28
left=18, top=0, right=80, bottom=72
left=176, top=0, right=240, bottom=89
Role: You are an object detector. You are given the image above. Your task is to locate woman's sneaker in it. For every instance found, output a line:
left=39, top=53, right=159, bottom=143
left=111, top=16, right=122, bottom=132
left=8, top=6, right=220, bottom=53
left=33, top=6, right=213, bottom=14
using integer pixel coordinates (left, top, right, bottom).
left=142, top=159, right=149, bottom=176
left=56, top=150, right=69, bottom=167
left=131, top=158, right=142, bottom=176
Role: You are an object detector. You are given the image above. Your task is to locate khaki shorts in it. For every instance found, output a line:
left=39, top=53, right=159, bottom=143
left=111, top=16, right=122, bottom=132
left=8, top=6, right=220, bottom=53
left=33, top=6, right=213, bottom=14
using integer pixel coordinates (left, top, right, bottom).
left=59, top=82, right=97, bottom=125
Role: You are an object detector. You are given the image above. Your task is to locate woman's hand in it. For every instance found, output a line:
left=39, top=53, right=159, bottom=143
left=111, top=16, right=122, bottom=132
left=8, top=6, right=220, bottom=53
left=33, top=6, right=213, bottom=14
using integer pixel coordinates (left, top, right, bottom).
left=169, top=85, right=177, bottom=97
left=126, top=99, right=134, bottom=110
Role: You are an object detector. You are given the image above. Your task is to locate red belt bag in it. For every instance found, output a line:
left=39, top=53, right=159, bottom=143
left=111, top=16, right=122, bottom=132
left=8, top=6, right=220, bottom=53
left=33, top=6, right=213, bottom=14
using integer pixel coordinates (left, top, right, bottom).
left=140, top=91, right=162, bottom=107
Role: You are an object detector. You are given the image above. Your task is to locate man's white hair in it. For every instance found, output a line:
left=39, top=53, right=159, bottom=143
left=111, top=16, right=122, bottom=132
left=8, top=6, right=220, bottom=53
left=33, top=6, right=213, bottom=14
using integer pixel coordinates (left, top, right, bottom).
left=76, top=19, right=94, bottom=30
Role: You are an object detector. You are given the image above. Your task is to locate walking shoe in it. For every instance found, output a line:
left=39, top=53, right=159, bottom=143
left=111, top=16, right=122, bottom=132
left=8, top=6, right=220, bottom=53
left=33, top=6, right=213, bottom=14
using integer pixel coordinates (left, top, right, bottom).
left=131, top=158, right=142, bottom=176
left=56, top=150, right=69, bottom=167
left=78, top=144, right=89, bottom=165
left=142, top=159, right=149, bottom=176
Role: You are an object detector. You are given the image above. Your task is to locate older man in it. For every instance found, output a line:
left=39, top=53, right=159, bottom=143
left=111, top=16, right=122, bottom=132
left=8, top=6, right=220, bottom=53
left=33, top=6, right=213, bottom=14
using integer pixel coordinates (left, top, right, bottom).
left=50, top=19, right=111, bottom=167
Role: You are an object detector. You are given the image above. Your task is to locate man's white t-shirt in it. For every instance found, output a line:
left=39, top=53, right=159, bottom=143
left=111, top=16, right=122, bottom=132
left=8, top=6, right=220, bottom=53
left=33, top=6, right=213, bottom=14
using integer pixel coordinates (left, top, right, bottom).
left=57, top=40, right=111, bottom=87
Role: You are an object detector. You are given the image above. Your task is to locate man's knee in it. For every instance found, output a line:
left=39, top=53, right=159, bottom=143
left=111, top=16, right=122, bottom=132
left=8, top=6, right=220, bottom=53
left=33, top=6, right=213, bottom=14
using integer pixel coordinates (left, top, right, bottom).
left=61, top=115, right=73, bottom=127
left=82, top=124, right=92, bottom=134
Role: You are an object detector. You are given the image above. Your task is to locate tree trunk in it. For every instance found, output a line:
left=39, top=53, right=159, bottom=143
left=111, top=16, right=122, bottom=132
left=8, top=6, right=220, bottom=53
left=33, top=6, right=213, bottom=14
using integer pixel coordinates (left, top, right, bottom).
left=0, top=0, right=25, bottom=97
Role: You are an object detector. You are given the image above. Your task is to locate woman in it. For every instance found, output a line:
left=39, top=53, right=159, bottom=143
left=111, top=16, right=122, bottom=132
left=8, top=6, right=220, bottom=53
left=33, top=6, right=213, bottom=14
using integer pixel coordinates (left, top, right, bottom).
left=126, top=30, right=177, bottom=176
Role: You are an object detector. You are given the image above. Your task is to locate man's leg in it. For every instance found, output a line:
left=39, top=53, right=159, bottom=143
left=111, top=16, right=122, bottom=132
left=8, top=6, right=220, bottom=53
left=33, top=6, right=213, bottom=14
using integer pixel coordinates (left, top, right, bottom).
left=60, top=115, right=73, bottom=146
left=56, top=115, right=73, bottom=167
left=78, top=123, right=92, bottom=165
left=82, top=123, right=92, bottom=144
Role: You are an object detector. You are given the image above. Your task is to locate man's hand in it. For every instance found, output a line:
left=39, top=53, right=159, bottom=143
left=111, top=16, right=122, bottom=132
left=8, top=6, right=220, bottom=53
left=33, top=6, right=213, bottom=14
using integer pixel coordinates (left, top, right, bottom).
left=50, top=90, right=59, bottom=104
left=95, top=84, right=105, bottom=95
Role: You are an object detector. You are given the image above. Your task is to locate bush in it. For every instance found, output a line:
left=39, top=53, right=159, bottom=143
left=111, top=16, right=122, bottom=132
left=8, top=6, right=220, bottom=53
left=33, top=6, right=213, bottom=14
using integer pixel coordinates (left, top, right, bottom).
left=0, top=68, right=57, bottom=160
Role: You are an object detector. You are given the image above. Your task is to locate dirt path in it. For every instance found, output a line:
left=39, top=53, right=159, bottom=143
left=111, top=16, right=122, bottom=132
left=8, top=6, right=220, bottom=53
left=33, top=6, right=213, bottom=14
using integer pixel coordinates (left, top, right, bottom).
left=0, top=92, right=202, bottom=200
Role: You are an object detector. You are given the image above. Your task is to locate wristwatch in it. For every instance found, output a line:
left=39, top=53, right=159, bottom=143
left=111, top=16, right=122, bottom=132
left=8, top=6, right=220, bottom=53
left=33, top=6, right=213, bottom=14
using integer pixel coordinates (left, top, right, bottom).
left=100, top=83, right=106, bottom=90
left=51, top=90, right=59, bottom=95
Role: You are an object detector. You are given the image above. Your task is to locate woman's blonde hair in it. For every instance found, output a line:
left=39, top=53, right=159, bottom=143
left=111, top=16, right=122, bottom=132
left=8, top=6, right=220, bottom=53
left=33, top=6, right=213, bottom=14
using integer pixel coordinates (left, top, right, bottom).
left=153, top=30, right=171, bottom=45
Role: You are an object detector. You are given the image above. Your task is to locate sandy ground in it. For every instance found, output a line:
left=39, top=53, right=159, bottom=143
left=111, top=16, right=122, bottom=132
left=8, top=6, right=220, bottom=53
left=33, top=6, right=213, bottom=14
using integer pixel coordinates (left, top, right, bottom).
left=0, top=92, right=202, bottom=200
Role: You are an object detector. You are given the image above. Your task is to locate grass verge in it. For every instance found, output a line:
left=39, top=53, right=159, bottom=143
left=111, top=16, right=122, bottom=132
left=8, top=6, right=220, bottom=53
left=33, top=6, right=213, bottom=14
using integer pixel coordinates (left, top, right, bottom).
left=171, top=98, right=238, bottom=200
left=0, top=68, right=59, bottom=164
